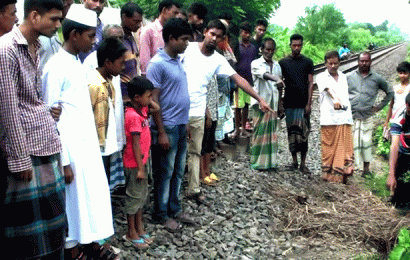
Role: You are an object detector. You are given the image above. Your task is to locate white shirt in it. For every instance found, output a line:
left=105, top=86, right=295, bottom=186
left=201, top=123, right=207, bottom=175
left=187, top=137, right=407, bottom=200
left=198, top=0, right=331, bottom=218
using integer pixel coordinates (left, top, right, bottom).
left=390, top=83, right=410, bottom=125
left=183, top=42, right=235, bottom=117
left=251, top=56, right=282, bottom=110
left=316, top=70, right=353, bottom=126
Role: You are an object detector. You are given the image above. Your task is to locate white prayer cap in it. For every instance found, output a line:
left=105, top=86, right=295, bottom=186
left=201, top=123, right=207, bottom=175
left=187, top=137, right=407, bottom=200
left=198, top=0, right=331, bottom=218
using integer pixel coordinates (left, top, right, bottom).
left=65, top=4, right=97, bottom=28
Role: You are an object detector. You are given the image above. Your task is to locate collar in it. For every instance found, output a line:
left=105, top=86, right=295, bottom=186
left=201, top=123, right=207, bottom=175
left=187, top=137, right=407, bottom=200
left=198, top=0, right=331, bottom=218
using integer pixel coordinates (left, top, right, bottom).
left=154, top=19, right=163, bottom=31
left=157, top=48, right=181, bottom=62
left=13, top=26, right=41, bottom=50
left=325, top=69, right=339, bottom=78
left=355, top=69, right=373, bottom=77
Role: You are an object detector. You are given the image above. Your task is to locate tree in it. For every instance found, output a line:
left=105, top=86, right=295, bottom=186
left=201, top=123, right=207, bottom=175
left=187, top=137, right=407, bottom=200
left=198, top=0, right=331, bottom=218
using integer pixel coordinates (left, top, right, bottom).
left=293, top=3, right=346, bottom=46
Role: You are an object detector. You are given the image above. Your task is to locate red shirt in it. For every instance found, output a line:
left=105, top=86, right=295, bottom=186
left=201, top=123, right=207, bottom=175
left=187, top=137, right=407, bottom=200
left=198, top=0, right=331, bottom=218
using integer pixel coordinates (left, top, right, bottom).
left=123, top=106, right=151, bottom=168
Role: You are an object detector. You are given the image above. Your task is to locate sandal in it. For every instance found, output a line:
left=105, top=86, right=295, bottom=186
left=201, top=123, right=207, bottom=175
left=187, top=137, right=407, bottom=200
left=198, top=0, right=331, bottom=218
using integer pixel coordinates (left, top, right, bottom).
left=201, top=176, right=216, bottom=186
left=162, top=218, right=183, bottom=233
left=86, top=243, right=120, bottom=260
left=209, top=173, right=219, bottom=182
left=123, top=235, right=149, bottom=250
left=300, top=165, right=311, bottom=175
left=139, top=233, right=153, bottom=245
left=186, top=192, right=209, bottom=206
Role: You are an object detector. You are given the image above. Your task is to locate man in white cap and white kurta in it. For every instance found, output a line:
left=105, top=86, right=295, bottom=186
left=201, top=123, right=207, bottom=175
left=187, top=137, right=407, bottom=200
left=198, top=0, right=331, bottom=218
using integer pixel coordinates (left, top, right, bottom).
left=41, top=5, right=118, bottom=259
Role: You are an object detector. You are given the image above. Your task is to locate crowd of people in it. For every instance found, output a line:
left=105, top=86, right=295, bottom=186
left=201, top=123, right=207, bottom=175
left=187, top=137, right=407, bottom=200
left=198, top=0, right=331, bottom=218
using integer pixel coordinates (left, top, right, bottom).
left=0, top=0, right=408, bottom=259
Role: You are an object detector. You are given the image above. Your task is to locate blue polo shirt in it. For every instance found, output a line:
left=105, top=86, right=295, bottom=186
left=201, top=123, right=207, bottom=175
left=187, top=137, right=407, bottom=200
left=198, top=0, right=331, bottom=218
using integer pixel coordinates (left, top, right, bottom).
left=147, top=48, right=190, bottom=126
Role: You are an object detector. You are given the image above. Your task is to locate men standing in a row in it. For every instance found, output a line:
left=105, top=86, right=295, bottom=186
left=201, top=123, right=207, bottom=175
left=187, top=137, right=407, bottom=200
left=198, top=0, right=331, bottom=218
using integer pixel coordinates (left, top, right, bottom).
left=139, top=0, right=181, bottom=76
left=347, top=52, right=393, bottom=176
left=79, top=0, right=106, bottom=62
left=0, top=0, right=66, bottom=259
left=279, top=34, right=314, bottom=174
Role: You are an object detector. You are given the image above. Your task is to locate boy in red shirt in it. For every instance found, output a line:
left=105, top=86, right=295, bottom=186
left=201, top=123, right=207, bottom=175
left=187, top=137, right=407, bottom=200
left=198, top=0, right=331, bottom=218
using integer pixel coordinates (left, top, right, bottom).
left=123, top=76, right=159, bottom=249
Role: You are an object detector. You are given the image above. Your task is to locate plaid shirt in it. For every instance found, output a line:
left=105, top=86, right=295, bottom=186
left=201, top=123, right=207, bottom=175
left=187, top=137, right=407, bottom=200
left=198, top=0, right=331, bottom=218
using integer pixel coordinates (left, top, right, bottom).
left=0, top=26, right=62, bottom=173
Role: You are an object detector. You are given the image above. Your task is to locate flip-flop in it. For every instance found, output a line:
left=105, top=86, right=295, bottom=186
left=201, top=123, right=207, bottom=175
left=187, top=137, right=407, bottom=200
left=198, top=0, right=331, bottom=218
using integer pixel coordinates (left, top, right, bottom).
left=201, top=176, right=216, bottom=186
left=209, top=173, right=219, bottom=182
left=139, top=234, right=153, bottom=245
left=122, top=235, right=149, bottom=250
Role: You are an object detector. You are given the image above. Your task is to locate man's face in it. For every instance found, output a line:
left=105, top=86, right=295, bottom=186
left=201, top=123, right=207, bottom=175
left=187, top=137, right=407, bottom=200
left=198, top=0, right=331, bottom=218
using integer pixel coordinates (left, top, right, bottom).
left=163, top=5, right=180, bottom=22
left=203, top=28, right=224, bottom=51
left=358, top=53, right=372, bottom=72
left=122, top=12, right=142, bottom=33
left=77, top=28, right=96, bottom=53
left=240, top=29, right=251, bottom=43
left=62, top=0, right=74, bottom=19
left=188, top=13, right=203, bottom=29
left=262, top=41, right=275, bottom=61
left=172, top=34, right=190, bottom=54
left=290, top=39, right=303, bottom=57
left=36, top=8, right=62, bottom=38
left=108, top=54, right=125, bottom=76
left=0, top=4, right=18, bottom=35
left=254, top=25, right=266, bottom=39
left=325, top=57, right=340, bottom=75
left=84, top=0, right=105, bottom=16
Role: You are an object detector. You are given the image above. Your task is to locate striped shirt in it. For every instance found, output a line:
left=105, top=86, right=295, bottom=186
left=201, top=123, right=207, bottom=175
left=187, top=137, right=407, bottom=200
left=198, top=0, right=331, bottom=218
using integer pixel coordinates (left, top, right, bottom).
left=0, top=26, right=62, bottom=173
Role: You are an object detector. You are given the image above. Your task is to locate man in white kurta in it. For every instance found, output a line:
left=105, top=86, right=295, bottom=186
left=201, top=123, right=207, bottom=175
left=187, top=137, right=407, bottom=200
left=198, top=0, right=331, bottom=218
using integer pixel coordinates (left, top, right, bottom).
left=41, top=6, right=114, bottom=248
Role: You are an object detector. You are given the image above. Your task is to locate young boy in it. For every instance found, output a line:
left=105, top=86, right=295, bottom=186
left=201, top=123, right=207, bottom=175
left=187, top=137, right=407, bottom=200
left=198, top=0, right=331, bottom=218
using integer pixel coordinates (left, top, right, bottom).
left=123, top=76, right=159, bottom=249
left=89, top=38, right=127, bottom=187
left=41, top=5, right=117, bottom=259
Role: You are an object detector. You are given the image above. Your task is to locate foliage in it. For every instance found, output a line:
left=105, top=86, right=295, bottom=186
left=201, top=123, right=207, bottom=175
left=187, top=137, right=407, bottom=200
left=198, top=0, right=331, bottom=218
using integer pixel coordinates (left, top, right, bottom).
left=389, top=228, right=410, bottom=260
left=362, top=166, right=390, bottom=198
left=294, top=3, right=346, bottom=46
left=105, top=0, right=280, bottom=25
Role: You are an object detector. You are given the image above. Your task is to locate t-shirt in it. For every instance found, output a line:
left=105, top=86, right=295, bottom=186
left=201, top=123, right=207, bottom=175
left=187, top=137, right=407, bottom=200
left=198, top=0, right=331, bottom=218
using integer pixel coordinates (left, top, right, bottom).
left=316, top=70, right=353, bottom=126
left=391, top=115, right=410, bottom=155
left=123, top=106, right=151, bottom=168
left=279, top=55, right=314, bottom=108
left=183, top=42, right=236, bottom=117
left=147, top=48, right=190, bottom=126
left=236, top=42, right=257, bottom=84
left=390, top=83, right=410, bottom=125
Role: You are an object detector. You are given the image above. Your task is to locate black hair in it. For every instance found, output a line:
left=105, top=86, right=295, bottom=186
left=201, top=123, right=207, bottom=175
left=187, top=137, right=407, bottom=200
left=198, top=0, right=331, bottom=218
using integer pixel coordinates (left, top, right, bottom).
left=261, top=38, right=276, bottom=50
left=188, top=3, right=207, bottom=20
left=358, top=51, right=371, bottom=61
left=0, top=0, right=17, bottom=13
left=397, top=61, right=410, bottom=73
left=62, top=19, right=93, bottom=41
left=127, top=76, right=155, bottom=100
left=120, top=2, right=143, bottom=17
left=206, top=19, right=226, bottom=35
left=290, top=33, right=303, bottom=43
left=218, top=12, right=232, bottom=21
left=24, top=0, right=63, bottom=19
left=255, top=19, right=268, bottom=28
left=158, top=0, right=181, bottom=14
left=162, top=18, right=192, bottom=43
left=97, top=38, right=127, bottom=68
left=324, top=50, right=340, bottom=62
left=239, top=21, right=252, bottom=33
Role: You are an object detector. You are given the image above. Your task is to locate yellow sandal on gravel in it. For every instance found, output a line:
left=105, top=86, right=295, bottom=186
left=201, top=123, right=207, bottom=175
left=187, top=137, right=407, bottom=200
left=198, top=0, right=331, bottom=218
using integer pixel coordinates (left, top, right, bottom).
left=209, top=173, right=219, bottom=181
left=201, top=176, right=216, bottom=186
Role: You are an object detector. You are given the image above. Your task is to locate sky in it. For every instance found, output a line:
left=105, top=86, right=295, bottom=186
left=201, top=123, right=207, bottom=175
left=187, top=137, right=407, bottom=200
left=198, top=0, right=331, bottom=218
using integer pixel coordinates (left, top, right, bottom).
left=270, top=0, right=410, bottom=36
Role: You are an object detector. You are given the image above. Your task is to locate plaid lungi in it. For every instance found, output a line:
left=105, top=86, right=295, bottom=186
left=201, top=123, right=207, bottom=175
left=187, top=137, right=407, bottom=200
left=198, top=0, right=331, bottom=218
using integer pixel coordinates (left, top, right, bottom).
left=285, top=108, right=310, bottom=153
left=4, top=154, right=66, bottom=259
left=353, top=117, right=373, bottom=169
left=109, top=151, right=126, bottom=193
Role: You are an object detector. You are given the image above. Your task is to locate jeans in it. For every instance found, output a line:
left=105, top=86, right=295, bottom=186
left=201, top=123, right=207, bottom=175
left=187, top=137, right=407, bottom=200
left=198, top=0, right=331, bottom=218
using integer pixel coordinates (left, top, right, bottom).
left=151, top=124, right=187, bottom=222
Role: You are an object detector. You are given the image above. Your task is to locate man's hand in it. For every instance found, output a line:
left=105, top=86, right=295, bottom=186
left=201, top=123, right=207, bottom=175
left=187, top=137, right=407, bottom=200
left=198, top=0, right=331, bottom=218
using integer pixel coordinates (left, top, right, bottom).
left=158, top=132, right=170, bottom=150
left=259, top=99, right=274, bottom=113
left=63, top=165, right=74, bottom=184
left=386, top=174, right=396, bottom=195
left=136, top=169, right=145, bottom=179
left=50, top=105, right=62, bottom=122
left=205, top=116, right=212, bottom=129
left=333, top=99, right=342, bottom=110
left=15, top=169, right=33, bottom=182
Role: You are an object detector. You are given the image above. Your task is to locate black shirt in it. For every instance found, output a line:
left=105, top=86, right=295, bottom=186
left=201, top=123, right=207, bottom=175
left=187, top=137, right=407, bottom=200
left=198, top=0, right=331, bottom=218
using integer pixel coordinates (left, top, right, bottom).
left=279, top=55, right=314, bottom=108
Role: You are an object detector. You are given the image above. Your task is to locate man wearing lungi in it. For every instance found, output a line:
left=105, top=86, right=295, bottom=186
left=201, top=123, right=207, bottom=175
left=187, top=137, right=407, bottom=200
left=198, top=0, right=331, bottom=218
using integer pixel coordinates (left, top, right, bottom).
left=347, top=52, right=393, bottom=176
left=279, top=33, right=314, bottom=174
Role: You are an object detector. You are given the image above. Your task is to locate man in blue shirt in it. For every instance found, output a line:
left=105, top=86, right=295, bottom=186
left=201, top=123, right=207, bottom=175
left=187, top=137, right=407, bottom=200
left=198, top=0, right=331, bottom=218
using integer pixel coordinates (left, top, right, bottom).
left=147, top=18, right=193, bottom=232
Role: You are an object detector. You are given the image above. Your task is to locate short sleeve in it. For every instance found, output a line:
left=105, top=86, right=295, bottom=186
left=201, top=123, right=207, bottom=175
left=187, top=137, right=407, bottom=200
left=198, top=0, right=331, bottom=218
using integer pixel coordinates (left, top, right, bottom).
left=216, top=54, right=236, bottom=78
left=307, top=58, right=314, bottom=74
left=146, top=61, right=162, bottom=89
left=126, top=109, right=143, bottom=134
left=316, top=73, right=328, bottom=93
left=251, top=59, right=265, bottom=79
